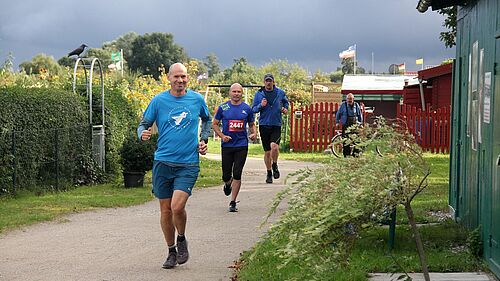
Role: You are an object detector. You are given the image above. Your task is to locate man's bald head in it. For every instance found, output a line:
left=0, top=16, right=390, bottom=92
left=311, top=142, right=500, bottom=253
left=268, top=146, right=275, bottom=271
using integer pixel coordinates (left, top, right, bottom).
left=167, top=62, right=189, bottom=95
left=229, top=83, right=243, bottom=104
left=168, top=63, right=188, bottom=74
left=347, top=93, right=355, bottom=106
left=229, top=83, right=243, bottom=92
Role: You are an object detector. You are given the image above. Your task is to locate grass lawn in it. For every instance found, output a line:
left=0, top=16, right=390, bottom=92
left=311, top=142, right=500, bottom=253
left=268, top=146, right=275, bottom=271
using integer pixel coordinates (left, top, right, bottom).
left=236, top=152, right=485, bottom=280
left=0, top=157, right=221, bottom=234
left=1, top=141, right=470, bottom=281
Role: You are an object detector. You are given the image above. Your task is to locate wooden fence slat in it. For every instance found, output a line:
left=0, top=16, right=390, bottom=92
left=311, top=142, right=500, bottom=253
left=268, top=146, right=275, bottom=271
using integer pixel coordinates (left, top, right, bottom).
left=313, top=103, right=318, bottom=152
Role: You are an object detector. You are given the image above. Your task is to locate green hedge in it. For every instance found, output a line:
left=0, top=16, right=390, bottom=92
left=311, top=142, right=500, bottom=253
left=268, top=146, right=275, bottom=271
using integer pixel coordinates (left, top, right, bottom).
left=99, top=86, right=139, bottom=179
left=0, top=86, right=94, bottom=195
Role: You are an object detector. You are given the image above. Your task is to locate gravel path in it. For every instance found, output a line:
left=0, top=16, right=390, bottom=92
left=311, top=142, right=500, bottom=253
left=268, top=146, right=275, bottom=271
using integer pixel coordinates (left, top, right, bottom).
left=0, top=154, right=317, bottom=281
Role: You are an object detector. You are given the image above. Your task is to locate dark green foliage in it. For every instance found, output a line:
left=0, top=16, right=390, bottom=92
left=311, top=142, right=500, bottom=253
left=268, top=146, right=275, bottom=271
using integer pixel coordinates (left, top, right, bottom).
left=127, top=32, right=188, bottom=77
left=18, top=54, right=64, bottom=75
left=57, top=56, right=75, bottom=68
left=95, top=86, right=139, bottom=179
left=120, top=134, right=156, bottom=172
left=0, top=86, right=96, bottom=195
left=466, top=226, right=483, bottom=260
left=438, top=6, right=457, bottom=48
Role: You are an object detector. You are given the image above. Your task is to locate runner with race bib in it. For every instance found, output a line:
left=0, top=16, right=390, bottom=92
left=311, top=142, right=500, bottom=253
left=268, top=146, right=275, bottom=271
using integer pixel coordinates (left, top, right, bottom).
left=212, top=83, right=257, bottom=212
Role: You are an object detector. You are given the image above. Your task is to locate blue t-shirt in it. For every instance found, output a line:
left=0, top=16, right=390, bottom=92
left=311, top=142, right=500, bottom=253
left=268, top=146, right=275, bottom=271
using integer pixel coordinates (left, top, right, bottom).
left=141, top=89, right=210, bottom=165
left=214, top=101, right=254, bottom=148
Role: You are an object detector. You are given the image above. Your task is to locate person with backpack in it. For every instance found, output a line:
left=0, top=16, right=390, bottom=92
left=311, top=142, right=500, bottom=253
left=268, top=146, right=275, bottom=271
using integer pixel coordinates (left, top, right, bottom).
left=335, top=93, right=363, bottom=157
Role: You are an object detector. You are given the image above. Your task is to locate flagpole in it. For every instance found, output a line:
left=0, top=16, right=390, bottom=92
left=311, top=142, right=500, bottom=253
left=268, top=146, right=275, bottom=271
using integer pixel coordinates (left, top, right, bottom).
left=371, top=52, right=374, bottom=74
left=120, top=49, right=124, bottom=77
left=421, top=58, right=424, bottom=70
left=353, top=44, right=357, bottom=75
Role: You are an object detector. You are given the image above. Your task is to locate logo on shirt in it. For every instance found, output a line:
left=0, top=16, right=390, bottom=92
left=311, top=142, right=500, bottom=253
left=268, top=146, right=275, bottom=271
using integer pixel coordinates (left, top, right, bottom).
left=168, top=107, right=192, bottom=129
left=242, top=110, right=247, bottom=115
left=172, top=112, right=188, bottom=125
left=221, top=103, right=230, bottom=111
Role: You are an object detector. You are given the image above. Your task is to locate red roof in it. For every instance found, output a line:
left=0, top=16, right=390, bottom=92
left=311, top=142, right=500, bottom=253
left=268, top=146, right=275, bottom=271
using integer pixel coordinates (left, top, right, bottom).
left=418, top=63, right=452, bottom=80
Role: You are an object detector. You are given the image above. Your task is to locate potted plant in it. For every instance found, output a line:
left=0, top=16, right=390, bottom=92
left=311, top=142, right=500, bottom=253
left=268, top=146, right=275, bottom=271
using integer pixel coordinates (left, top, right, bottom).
left=120, top=134, right=156, bottom=187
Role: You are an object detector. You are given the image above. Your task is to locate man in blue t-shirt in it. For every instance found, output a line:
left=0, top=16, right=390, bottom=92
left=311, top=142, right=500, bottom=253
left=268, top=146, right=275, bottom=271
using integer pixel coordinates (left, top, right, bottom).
left=212, top=83, right=256, bottom=212
left=137, top=63, right=211, bottom=269
left=252, top=73, right=289, bottom=184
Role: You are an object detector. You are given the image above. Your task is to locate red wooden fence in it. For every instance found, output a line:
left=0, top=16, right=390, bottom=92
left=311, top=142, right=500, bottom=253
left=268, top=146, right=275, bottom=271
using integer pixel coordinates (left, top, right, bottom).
left=396, top=104, right=451, bottom=153
left=289, top=102, right=339, bottom=152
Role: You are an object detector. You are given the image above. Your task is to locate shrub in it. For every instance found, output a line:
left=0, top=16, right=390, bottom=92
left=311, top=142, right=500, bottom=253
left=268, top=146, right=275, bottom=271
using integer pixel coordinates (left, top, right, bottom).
left=120, top=134, right=156, bottom=173
left=0, top=86, right=96, bottom=195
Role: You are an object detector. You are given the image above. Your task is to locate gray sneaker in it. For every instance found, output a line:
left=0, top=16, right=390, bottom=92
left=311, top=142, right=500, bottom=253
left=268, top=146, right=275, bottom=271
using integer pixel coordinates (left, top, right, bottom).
left=162, top=251, right=177, bottom=269
left=177, top=238, right=189, bottom=264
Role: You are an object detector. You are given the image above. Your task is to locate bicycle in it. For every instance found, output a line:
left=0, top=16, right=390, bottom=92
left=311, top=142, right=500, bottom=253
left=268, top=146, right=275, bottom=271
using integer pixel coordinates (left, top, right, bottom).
left=329, top=125, right=361, bottom=158
left=330, top=122, right=388, bottom=158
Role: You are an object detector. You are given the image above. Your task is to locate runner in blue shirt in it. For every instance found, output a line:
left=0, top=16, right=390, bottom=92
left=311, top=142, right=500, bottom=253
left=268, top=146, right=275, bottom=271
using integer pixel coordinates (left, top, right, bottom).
left=212, top=83, right=256, bottom=212
left=137, top=63, right=211, bottom=269
left=251, top=73, right=289, bottom=183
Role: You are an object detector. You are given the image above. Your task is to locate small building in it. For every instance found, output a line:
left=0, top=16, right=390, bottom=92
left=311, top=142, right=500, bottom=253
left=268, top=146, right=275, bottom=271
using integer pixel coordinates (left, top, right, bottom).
left=417, top=0, right=500, bottom=278
left=341, top=74, right=418, bottom=119
left=403, top=63, right=453, bottom=110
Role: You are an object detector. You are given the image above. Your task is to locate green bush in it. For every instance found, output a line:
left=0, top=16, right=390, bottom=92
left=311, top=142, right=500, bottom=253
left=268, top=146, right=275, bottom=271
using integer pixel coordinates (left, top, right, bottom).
left=97, top=85, right=139, bottom=179
left=0, top=86, right=96, bottom=195
left=120, top=134, right=156, bottom=172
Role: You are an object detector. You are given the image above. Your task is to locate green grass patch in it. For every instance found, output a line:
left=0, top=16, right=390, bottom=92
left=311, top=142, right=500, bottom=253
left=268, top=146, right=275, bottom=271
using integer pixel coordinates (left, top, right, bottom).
left=238, top=221, right=481, bottom=281
left=236, top=152, right=482, bottom=280
left=0, top=157, right=221, bottom=234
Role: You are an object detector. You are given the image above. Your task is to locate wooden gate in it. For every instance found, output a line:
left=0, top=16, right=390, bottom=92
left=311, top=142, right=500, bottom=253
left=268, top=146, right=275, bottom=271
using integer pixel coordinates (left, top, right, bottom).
left=289, top=102, right=340, bottom=152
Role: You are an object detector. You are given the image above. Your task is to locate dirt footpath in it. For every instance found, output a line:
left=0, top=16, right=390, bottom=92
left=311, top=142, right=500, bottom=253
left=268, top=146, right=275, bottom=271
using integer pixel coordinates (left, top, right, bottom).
left=0, top=155, right=316, bottom=281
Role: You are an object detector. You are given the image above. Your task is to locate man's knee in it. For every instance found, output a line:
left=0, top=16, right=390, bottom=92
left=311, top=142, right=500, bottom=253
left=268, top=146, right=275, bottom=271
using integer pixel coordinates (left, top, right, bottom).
left=271, top=143, right=279, bottom=151
left=171, top=202, right=185, bottom=215
left=160, top=205, right=173, bottom=217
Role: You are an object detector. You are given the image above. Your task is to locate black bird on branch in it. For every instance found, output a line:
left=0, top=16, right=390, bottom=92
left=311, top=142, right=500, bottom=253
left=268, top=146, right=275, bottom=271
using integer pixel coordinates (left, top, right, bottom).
left=68, top=44, right=88, bottom=57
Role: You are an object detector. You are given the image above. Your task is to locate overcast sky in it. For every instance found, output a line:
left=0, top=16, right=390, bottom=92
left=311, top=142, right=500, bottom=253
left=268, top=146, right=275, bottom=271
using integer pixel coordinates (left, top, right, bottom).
left=0, top=0, right=455, bottom=73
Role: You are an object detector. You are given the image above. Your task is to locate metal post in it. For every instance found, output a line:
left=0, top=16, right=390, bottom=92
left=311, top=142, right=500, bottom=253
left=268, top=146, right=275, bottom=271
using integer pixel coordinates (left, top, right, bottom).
left=371, top=52, right=374, bottom=74
left=120, top=49, right=124, bottom=77
left=388, top=208, right=397, bottom=252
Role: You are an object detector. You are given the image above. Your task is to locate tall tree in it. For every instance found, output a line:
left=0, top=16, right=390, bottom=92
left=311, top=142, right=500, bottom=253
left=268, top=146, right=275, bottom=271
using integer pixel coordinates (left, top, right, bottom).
left=128, top=32, right=188, bottom=77
left=438, top=6, right=457, bottom=48
left=87, top=48, right=113, bottom=67
left=204, top=53, right=220, bottom=78
left=341, top=58, right=365, bottom=74
left=1, top=52, right=15, bottom=72
left=19, top=54, right=63, bottom=75
left=57, top=56, right=75, bottom=68
left=222, top=57, right=257, bottom=85
left=102, top=31, right=139, bottom=63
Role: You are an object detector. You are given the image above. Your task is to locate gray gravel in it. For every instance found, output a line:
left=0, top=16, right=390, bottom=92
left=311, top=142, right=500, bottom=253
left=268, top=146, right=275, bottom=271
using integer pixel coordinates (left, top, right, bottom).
left=0, top=154, right=316, bottom=281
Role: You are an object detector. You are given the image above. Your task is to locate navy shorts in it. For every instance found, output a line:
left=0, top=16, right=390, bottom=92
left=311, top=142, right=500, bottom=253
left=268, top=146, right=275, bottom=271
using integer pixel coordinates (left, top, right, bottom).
left=152, top=161, right=200, bottom=199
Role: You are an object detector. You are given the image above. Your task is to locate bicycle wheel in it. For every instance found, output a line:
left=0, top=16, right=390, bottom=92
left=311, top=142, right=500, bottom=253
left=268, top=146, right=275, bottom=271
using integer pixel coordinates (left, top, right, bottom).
left=330, top=134, right=343, bottom=158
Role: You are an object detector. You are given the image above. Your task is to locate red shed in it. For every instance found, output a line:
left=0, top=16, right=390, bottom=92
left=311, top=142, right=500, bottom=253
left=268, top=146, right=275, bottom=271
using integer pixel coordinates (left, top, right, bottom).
left=341, top=74, right=418, bottom=120
left=403, top=63, right=452, bottom=110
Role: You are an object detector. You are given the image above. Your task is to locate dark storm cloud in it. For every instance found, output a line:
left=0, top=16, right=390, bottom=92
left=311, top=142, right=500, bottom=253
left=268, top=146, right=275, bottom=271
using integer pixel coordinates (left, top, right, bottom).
left=0, top=0, right=454, bottom=73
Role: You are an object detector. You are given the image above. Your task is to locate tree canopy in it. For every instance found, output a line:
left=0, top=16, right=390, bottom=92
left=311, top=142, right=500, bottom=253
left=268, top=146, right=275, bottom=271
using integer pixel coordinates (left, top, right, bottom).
left=438, top=6, right=457, bottom=48
left=19, top=54, right=63, bottom=75
left=127, top=32, right=188, bottom=77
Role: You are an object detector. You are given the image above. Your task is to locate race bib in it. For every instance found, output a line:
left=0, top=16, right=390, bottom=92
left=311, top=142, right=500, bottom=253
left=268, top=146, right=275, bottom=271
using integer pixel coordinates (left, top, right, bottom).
left=228, top=120, right=244, bottom=132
